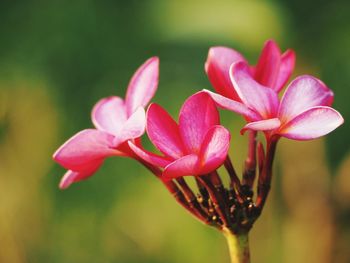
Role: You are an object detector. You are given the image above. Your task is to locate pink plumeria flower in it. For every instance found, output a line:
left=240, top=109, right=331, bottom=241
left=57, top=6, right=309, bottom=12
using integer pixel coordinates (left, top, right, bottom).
left=205, top=39, right=295, bottom=101
left=129, top=92, right=231, bottom=180
left=53, top=57, right=159, bottom=189
left=207, top=61, right=344, bottom=140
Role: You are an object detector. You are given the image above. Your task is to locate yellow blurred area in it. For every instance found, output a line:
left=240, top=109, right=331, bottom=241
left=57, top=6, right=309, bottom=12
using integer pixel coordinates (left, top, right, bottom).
left=279, top=139, right=334, bottom=263
left=149, top=0, right=286, bottom=50
left=0, top=81, right=58, bottom=262
left=103, top=176, right=227, bottom=262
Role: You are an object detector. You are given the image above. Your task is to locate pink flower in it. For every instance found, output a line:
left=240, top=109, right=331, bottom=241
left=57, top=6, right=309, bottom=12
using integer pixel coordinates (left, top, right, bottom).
left=53, top=57, right=159, bottom=189
left=129, top=92, right=231, bottom=180
left=205, top=39, right=295, bottom=101
left=206, top=61, right=344, bottom=140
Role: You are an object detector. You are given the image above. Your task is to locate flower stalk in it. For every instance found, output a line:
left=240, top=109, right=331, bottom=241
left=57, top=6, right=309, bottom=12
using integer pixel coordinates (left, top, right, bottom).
left=223, top=228, right=250, bottom=263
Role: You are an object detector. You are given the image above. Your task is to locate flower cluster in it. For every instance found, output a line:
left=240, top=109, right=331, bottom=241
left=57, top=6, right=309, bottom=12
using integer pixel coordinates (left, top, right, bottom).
left=53, top=40, right=343, bottom=233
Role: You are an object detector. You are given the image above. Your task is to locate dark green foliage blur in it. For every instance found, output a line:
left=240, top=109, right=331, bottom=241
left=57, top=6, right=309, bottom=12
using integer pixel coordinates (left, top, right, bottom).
left=282, top=0, right=350, bottom=168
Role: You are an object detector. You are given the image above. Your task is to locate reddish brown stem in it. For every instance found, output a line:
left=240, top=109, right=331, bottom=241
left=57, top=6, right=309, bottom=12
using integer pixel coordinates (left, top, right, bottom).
left=138, top=159, right=205, bottom=222
left=242, top=131, right=257, bottom=189
left=176, top=178, right=210, bottom=224
left=198, top=173, right=232, bottom=229
left=255, top=137, right=278, bottom=210
left=257, top=142, right=265, bottom=175
left=195, top=178, right=209, bottom=207
left=224, top=156, right=241, bottom=191
left=210, top=171, right=229, bottom=205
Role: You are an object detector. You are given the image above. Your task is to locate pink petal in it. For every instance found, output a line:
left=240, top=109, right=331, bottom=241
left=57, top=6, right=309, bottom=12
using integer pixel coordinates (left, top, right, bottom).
left=274, top=49, right=296, bottom=92
left=60, top=170, right=80, bottom=189
left=146, top=103, right=185, bottom=159
left=203, top=89, right=261, bottom=121
left=113, top=107, right=146, bottom=146
left=59, top=161, right=102, bottom=189
left=128, top=141, right=172, bottom=167
left=125, top=57, right=159, bottom=116
left=91, top=96, right=127, bottom=135
left=241, top=118, right=281, bottom=134
left=163, top=154, right=199, bottom=180
left=278, top=106, right=344, bottom=140
left=198, top=125, right=230, bottom=175
left=53, top=129, right=121, bottom=171
left=278, top=75, right=334, bottom=123
left=254, top=40, right=281, bottom=89
left=230, top=62, right=279, bottom=118
left=179, top=92, right=219, bottom=153
left=205, top=46, right=247, bottom=101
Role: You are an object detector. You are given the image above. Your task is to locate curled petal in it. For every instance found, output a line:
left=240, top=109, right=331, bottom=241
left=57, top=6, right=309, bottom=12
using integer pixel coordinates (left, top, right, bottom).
left=59, top=161, right=102, bottom=189
left=230, top=62, right=279, bottom=118
left=205, top=46, right=247, bottom=101
left=163, top=154, right=199, bottom=180
left=254, top=40, right=281, bottom=89
left=147, top=103, right=185, bottom=159
left=274, top=49, right=296, bottom=92
left=179, top=92, right=219, bottom=153
left=198, top=126, right=230, bottom=175
left=92, top=96, right=127, bottom=135
left=279, top=75, right=334, bottom=123
left=241, top=118, right=281, bottom=134
left=278, top=106, right=344, bottom=140
left=125, top=57, right=159, bottom=116
left=113, top=107, right=146, bottom=146
left=60, top=170, right=80, bottom=189
left=53, top=129, right=122, bottom=171
left=203, top=89, right=261, bottom=121
left=128, top=141, right=172, bottom=167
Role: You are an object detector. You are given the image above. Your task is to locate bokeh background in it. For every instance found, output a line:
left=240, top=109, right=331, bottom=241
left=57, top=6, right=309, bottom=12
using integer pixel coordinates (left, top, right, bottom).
left=0, top=0, right=349, bottom=262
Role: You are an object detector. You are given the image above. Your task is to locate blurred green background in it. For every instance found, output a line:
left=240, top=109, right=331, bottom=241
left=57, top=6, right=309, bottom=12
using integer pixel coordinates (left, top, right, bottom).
left=0, top=0, right=349, bottom=262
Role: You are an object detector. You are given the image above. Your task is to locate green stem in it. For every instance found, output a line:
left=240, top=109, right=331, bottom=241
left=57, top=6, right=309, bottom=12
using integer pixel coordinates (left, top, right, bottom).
left=223, top=228, right=250, bottom=263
